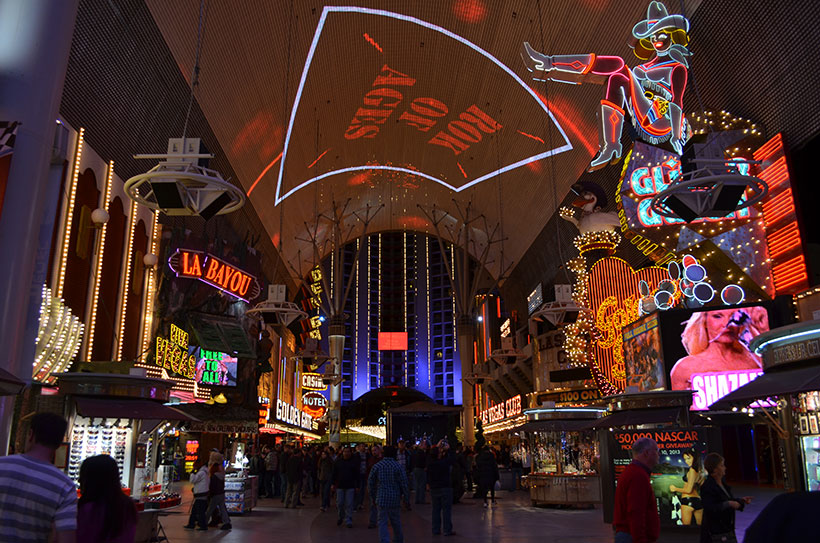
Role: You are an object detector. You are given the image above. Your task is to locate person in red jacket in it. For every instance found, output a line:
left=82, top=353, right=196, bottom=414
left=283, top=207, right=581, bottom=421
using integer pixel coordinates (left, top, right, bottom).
left=613, top=437, right=660, bottom=543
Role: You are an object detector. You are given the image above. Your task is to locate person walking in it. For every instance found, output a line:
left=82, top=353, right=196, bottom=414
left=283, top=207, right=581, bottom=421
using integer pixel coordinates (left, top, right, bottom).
left=411, top=440, right=429, bottom=504
left=475, top=446, right=500, bottom=507
left=464, top=447, right=475, bottom=492
left=366, top=445, right=384, bottom=528
left=369, top=445, right=411, bottom=543
left=204, top=453, right=232, bottom=530
left=318, top=449, right=334, bottom=512
left=77, top=454, right=138, bottom=542
left=279, top=444, right=291, bottom=502
left=184, top=458, right=210, bottom=530
left=613, top=437, right=660, bottom=543
left=427, top=441, right=456, bottom=536
left=284, top=447, right=304, bottom=508
left=264, top=444, right=279, bottom=498
left=333, top=446, right=360, bottom=528
left=354, top=443, right=370, bottom=510
left=0, top=413, right=77, bottom=542
left=700, top=453, right=751, bottom=543
left=248, top=446, right=266, bottom=499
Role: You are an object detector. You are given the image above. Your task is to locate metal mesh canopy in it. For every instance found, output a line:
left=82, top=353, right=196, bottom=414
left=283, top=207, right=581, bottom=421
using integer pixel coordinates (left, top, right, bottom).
left=144, top=0, right=653, bottom=280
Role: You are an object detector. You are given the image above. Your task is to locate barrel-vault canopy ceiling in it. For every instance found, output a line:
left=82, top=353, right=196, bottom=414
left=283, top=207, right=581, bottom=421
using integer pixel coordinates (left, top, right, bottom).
left=146, top=0, right=686, bottom=282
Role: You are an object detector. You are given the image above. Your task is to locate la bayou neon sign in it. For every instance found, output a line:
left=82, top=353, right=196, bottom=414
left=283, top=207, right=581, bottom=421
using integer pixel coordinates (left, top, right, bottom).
left=169, top=249, right=260, bottom=302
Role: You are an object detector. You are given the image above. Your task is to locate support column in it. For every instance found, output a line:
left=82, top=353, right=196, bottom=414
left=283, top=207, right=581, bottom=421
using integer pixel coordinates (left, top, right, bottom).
left=0, top=0, right=80, bottom=454
left=328, top=316, right=345, bottom=450
left=457, top=315, right=475, bottom=447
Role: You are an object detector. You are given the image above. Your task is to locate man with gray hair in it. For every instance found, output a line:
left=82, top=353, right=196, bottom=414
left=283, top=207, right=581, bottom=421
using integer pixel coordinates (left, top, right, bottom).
left=612, top=437, right=660, bottom=543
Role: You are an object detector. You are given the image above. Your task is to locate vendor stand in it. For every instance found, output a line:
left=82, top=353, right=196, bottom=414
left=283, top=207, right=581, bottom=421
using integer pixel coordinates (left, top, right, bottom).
left=711, top=319, right=820, bottom=492
left=518, top=406, right=605, bottom=506
left=55, top=372, right=197, bottom=543
left=173, top=403, right=262, bottom=514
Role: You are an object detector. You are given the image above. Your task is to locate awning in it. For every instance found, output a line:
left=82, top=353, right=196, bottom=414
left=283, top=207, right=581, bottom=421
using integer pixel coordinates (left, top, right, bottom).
left=74, top=397, right=198, bottom=421
left=589, top=408, right=683, bottom=429
left=0, top=368, right=25, bottom=396
left=519, top=419, right=598, bottom=432
left=710, top=364, right=820, bottom=410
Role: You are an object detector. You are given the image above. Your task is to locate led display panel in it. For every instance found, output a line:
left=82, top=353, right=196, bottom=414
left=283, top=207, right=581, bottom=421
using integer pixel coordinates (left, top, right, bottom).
left=378, top=332, right=408, bottom=351
left=660, top=304, right=773, bottom=410
left=194, top=348, right=238, bottom=387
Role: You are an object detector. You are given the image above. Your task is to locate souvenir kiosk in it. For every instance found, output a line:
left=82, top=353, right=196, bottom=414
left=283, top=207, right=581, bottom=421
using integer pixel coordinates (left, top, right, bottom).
left=56, top=372, right=195, bottom=542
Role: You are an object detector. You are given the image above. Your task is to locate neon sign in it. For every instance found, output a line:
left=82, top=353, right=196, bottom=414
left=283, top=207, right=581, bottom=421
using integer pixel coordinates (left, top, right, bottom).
left=155, top=324, right=196, bottom=379
left=301, top=372, right=327, bottom=391
left=168, top=249, right=260, bottom=302
left=628, top=156, right=750, bottom=227
left=274, top=398, right=314, bottom=431
left=587, top=258, right=667, bottom=386
left=479, top=395, right=522, bottom=425
left=523, top=1, right=691, bottom=171
left=690, top=369, right=765, bottom=410
left=302, top=391, right=329, bottom=419
left=275, top=6, right=571, bottom=203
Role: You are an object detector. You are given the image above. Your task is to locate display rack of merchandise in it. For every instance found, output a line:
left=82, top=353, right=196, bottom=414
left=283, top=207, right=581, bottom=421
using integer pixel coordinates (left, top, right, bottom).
left=143, top=491, right=182, bottom=509
left=68, top=417, right=133, bottom=488
left=225, top=475, right=258, bottom=513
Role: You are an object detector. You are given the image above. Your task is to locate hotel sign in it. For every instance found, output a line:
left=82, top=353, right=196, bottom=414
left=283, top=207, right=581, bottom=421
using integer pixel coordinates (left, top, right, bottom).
left=479, top=394, right=522, bottom=425
left=302, top=372, right=327, bottom=391
left=169, top=248, right=261, bottom=302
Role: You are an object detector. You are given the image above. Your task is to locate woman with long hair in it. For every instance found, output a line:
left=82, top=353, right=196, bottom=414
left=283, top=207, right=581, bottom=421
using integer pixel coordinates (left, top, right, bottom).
left=77, top=455, right=138, bottom=542
left=205, top=451, right=232, bottom=530
left=670, top=448, right=705, bottom=525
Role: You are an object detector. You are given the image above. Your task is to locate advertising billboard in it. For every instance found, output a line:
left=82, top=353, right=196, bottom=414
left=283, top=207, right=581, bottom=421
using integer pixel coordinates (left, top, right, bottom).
left=611, top=428, right=718, bottom=527
left=660, top=304, right=772, bottom=410
left=623, top=312, right=666, bottom=392
left=194, top=348, right=238, bottom=387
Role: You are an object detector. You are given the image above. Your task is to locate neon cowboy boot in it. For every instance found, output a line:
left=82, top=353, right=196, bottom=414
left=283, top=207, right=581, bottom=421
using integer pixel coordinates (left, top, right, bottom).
left=588, top=100, right=624, bottom=172
left=522, top=43, right=594, bottom=75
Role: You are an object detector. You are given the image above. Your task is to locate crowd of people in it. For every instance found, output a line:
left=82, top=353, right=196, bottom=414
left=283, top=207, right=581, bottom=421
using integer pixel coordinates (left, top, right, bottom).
left=234, top=438, right=512, bottom=540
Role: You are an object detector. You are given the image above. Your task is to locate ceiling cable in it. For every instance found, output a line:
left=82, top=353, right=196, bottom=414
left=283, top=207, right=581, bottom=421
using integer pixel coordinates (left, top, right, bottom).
left=181, top=0, right=207, bottom=143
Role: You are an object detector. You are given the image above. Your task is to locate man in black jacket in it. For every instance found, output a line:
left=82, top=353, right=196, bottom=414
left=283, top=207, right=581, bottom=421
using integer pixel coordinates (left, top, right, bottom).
left=284, top=448, right=304, bottom=508
left=411, top=441, right=429, bottom=504
left=427, top=441, right=455, bottom=536
left=332, top=446, right=360, bottom=528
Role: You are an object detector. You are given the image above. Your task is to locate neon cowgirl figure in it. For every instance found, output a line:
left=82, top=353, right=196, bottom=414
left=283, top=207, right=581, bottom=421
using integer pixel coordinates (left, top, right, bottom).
left=523, top=1, right=691, bottom=172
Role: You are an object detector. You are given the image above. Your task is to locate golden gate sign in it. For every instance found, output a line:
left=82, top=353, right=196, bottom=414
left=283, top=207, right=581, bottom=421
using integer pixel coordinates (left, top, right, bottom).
left=169, top=248, right=261, bottom=302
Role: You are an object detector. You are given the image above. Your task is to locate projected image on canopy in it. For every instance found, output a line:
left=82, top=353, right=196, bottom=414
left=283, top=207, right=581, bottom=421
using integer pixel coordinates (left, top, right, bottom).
left=275, top=6, right=572, bottom=204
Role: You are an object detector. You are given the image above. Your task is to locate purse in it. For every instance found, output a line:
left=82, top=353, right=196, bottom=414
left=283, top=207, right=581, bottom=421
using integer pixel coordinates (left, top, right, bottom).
left=711, top=533, right=738, bottom=543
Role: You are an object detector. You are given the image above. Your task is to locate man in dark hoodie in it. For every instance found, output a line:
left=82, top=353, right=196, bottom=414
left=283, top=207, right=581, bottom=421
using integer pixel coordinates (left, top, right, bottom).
left=427, top=440, right=456, bottom=536
left=284, top=448, right=304, bottom=508
left=332, top=446, right=360, bottom=528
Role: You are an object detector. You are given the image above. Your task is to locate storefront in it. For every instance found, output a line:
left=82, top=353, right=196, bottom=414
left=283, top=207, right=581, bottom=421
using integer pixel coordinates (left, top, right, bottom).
left=260, top=397, right=321, bottom=443
left=56, top=372, right=195, bottom=497
left=711, top=319, right=820, bottom=492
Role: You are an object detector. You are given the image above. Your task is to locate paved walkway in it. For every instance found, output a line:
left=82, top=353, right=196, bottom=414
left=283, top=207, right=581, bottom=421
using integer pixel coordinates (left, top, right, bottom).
left=157, top=484, right=777, bottom=543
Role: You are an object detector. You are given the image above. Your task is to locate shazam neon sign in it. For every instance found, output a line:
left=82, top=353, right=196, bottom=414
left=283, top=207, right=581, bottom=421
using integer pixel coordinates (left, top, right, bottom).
left=630, top=156, right=750, bottom=227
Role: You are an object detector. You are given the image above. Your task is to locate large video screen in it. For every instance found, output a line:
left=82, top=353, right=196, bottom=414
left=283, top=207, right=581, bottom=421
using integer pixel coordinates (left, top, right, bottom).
left=194, top=348, right=238, bottom=387
left=623, top=313, right=666, bottom=392
left=660, top=304, right=771, bottom=410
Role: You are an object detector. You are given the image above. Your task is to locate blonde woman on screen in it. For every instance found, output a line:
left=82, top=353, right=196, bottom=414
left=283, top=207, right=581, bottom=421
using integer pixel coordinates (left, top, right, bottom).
left=670, top=307, right=768, bottom=390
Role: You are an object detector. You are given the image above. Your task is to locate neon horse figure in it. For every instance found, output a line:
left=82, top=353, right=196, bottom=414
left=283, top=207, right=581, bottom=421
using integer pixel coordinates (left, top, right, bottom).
left=523, top=1, right=691, bottom=172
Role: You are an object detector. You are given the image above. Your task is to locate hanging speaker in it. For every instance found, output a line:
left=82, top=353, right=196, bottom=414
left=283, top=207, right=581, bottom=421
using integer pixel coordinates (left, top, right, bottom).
left=150, top=181, right=185, bottom=209
left=199, top=192, right=233, bottom=221
left=710, top=184, right=747, bottom=216
left=662, top=194, right=699, bottom=223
